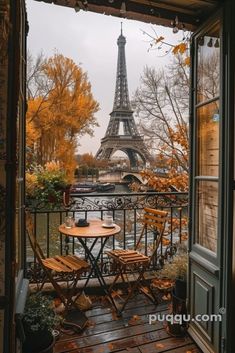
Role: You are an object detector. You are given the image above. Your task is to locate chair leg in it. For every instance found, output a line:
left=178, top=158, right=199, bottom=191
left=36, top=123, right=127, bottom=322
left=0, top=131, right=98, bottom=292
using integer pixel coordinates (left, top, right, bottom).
left=65, top=274, right=82, bottom=310
left=138, top=273, right=159, bottom=304
left=119, top=268, right=146, bottom=313
left=108, top=272, right=121, bottom=293
left=45, top=269, right=82, bottom=312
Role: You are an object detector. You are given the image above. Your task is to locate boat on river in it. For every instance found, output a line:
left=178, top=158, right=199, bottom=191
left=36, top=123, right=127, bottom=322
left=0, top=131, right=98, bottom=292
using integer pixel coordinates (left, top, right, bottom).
left=70, top=183, right=97, bottom=195
left=70, top=182, right=116, bottom=195
left=96, top=183, right=116, bottom=192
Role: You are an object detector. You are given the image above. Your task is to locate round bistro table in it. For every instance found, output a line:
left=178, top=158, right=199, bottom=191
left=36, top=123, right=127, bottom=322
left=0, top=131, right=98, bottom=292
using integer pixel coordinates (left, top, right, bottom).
left=59, top=219, right=121, bottom=312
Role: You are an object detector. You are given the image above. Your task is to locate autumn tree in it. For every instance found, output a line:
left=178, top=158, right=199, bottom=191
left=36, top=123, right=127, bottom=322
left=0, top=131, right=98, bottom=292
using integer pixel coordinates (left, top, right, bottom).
left=26, top=52, right=99, bottom=181
left=134, top=55, right=189, bottom=191
left=134, top=42, right=219, bottom=192
left=136, top=24, right=221, bottom=191
left=77, top=153, right=108, bottom=168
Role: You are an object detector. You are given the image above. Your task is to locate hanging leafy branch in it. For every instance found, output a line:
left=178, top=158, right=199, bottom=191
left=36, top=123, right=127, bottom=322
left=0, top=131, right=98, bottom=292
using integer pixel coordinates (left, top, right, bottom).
left=141, top=26, right=191, bottom=66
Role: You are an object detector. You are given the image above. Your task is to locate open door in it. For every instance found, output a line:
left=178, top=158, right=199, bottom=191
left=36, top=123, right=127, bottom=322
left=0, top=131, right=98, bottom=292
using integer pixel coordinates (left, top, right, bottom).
left=188, top=10, right=224, bottom=353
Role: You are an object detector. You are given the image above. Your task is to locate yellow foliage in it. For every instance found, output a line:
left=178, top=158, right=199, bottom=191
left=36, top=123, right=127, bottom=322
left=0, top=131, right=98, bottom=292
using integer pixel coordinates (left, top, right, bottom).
left=141, top=123, right=189, bottom=192
left=184, top=56, right=190, bottom=66
left=26, top=53, right=99, bottom=180
left=26, top=172, right=38, bottom=196
left=44, top=161, right=61, bottom=172
left=172, top=43, right=187, bottom=55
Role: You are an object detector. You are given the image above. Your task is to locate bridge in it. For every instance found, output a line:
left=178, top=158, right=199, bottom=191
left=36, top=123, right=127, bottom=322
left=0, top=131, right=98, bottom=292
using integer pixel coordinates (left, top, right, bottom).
left=98, top=169, right=147, bottom=184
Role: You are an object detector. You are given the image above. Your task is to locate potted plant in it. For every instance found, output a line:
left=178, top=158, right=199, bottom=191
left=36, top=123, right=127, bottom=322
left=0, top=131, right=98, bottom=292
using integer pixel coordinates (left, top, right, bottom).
left=26, top=161, right=72, bottom=209
left=155, top=246, right=188, bottom=337
left=22, top=293, right=60, bottom=353
left=157, top=245, right=188, bottom=299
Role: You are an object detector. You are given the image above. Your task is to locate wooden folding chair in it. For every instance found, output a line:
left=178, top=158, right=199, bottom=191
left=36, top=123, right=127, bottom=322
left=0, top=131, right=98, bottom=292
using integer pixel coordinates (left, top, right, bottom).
left=26, top=211, right=90, bottom=312
left=106, top=207, right=168, bottom=313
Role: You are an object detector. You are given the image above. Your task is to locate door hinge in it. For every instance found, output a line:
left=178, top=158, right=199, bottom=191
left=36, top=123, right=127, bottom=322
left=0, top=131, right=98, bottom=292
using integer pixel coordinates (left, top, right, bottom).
left=221, top=337, right=226, bottom=351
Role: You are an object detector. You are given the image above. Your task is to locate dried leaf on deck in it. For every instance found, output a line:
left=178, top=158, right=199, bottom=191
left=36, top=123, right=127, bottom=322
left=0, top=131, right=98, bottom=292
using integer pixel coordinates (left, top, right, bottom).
left=155, top=343, right=165, bottom=348
left=67, top=342, right=78, bottom=349
left=111, top=309, right=119, bottom=321
left=87, top=320, right=96, bottom=328
left=53, top=297, right=62, bottom=307
left=111, top=289, right=123, bottom=299
left=141, top=286, right=150, bottom=294
left=108, top=343, right=114, bottom=350
left=128, top=315, right=142, bottom=325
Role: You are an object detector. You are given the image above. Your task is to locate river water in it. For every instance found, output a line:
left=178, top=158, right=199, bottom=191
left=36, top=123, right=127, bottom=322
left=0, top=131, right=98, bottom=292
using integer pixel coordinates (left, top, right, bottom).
left=27, top=184, right=186, bottom=263
left=27, top=183, right=143, bottom=261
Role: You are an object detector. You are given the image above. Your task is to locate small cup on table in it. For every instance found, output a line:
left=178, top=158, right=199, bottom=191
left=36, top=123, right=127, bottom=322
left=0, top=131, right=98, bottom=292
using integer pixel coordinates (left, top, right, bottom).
left=103, top=213, right=114, bottom=226
left=64, top=215, right=75, bottom=228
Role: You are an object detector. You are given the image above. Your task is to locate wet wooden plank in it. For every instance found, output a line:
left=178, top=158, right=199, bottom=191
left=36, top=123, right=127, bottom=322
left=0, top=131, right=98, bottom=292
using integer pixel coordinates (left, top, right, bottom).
left=161, top=343, right=202, bottom=353
left=139, top=336, right=193, bottom=353
left=116, top=348, right=141, bottom=353
left=83, top=302, right=167, bottom=326
left=55, top=323, right=165, bottom=352
left=58, top=304, right=169, bottom=341
left=55, top=327, right=170, bottom=353
left=54, top=295, right=201, bottom=353
left=86, top=296, right=154, bottom=318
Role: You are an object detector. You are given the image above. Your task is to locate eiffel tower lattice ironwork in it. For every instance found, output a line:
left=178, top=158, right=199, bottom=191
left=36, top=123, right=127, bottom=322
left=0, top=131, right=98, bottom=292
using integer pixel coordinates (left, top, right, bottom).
left=95, top=26, right=151, bottom=168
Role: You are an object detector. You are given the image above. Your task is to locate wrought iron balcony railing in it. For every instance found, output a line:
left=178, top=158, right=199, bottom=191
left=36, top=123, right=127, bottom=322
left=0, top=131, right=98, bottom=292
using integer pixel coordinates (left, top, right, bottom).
left=25, top=191, right=188, bottom=282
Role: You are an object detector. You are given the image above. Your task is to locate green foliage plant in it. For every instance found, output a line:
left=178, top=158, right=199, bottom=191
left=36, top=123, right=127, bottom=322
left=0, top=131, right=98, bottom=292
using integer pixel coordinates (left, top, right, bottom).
left=26, top=161, right=70, bottom=208
left=22, top=293, right=59, bottom=333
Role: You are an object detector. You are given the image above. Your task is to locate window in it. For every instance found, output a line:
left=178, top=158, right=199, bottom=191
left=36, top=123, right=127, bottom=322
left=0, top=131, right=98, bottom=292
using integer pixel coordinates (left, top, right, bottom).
left=194, top=20, right=220, bottom=253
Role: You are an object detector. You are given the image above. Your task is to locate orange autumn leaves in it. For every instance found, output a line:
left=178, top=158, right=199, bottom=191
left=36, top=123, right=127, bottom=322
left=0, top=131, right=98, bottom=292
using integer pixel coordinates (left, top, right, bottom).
left=26, top=53, right=99, bottom=181
left=155, top=35, right=190, bottom=66
left=141, top=123, right=189, bottom=192
left=172, top=42, right=190, bottom=66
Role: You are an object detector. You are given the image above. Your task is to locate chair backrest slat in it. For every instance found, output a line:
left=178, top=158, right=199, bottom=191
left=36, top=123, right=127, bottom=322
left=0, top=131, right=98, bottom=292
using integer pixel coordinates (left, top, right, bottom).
left=25, top=211, right=46, bottom=264
left=135, top=208, right=168, bottom=260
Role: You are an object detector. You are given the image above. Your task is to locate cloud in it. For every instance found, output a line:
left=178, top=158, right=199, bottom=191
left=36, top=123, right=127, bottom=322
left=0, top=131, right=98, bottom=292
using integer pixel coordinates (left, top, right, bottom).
left=27, top=0, right=182, bottom=154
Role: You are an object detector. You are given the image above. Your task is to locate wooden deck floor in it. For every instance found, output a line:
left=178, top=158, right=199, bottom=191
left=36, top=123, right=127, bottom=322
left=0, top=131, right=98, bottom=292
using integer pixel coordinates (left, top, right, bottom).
left=54, top=295, right=201, bottom=353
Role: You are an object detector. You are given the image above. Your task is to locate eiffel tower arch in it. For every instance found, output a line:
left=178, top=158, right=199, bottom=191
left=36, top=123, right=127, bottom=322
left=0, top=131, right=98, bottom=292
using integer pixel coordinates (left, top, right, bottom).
left=96, top=26, right=152, bottom=168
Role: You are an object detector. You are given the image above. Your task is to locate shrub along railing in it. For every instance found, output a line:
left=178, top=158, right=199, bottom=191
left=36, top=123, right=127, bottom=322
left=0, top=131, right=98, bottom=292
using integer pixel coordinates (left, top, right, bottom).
left=25, top=191, right=188, bottom=282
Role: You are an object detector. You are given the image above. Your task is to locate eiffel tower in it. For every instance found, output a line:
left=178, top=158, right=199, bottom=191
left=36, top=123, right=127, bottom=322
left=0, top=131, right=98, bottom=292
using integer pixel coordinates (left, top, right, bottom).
left=95, top=26, right=151, bottom=168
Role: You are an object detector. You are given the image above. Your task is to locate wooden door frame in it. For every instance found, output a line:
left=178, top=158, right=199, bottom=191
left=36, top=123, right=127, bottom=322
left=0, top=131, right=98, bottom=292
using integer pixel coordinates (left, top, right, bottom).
left=222, top=1, right=235, bottom=353
left=188, top=2, right=235, bottom=352
left=188, top=8, right=222, bottom=353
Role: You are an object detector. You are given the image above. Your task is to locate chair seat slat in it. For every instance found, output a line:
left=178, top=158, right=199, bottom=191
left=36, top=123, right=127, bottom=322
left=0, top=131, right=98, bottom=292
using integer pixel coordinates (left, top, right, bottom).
left=66, top=255, right=90, bottom=269
left=54, top=256, right=83, bottom=271
left=121, top=258, right=149, bottom=263
left=42, top=258, right=73, bottom=272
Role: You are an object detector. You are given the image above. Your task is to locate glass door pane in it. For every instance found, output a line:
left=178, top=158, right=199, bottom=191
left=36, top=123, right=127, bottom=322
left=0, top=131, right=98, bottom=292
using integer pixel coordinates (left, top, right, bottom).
left=196, top=100, right=219, bottom=177
left=194, top=19, right=221, bottom=254
left=195, top=180, right=218, bottom=252
left=197, top=21, right=220, bottom=103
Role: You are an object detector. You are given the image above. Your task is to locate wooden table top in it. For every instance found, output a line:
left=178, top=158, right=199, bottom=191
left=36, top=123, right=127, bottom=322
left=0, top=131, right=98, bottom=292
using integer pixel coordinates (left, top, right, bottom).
left=58, top=219, right=121, bottom=239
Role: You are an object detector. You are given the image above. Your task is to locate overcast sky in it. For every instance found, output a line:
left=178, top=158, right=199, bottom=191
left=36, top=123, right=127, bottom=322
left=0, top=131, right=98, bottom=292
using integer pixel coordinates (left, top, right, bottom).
left=26, top=0, right=183, bottom=155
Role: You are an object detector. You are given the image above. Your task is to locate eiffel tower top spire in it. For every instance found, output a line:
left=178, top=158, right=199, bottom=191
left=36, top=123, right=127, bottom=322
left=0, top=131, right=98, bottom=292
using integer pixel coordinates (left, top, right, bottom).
left=113, top=24, right=131, bottom=112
